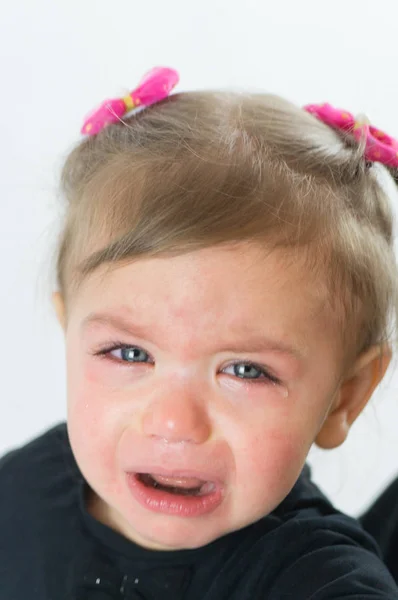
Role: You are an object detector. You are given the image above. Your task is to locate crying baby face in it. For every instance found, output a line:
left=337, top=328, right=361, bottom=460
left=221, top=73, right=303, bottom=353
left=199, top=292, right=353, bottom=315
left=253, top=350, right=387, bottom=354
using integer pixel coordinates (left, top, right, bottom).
left=54, top=242, right=350, bottom=551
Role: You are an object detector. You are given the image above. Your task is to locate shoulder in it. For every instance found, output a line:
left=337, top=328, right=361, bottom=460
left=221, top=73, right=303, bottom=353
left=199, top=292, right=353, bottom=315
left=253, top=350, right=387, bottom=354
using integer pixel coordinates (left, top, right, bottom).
left=0, top=421, right=77, bottom=515
left=0, top=425, right=91, bottom=598
left=220, top=465, right=398, bottom=598
left=217, top=505, right=398, bottom=598
left=249, top=470, right=398, bottom=599
left=0, top=421, right=68, bottom=471
left=264, top=515, right=398, bottom=598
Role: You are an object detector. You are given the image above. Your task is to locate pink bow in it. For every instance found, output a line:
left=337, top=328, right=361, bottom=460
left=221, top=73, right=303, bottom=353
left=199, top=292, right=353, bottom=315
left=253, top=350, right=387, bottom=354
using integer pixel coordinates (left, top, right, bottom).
left=304, top=103, right=398, bottom=169
left=81, top=66, right=179, bottom=136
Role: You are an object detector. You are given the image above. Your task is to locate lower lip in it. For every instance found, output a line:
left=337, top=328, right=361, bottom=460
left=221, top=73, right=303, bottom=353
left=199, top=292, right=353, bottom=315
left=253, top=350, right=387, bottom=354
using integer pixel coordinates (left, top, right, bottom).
left=126, top=473, right=224, bottom=517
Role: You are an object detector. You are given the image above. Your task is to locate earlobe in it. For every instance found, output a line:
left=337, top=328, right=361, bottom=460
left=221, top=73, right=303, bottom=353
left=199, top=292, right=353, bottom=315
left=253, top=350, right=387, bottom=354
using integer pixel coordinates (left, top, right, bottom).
left=315, top=344, right=391, bottom=450
left=52, top=291, right=67, bottom=332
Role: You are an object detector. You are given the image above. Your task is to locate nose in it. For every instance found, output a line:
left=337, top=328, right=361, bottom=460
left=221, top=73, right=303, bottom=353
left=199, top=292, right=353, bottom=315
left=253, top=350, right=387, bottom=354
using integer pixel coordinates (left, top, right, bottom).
left=141, top=386, right=212, bottom=444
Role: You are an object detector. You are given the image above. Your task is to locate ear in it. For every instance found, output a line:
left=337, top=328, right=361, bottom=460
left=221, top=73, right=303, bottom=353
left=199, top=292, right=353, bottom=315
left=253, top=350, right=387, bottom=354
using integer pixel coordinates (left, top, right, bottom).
left=315, top=344, right=391, bottom=449
left=52, top=291, right=67, bottom=333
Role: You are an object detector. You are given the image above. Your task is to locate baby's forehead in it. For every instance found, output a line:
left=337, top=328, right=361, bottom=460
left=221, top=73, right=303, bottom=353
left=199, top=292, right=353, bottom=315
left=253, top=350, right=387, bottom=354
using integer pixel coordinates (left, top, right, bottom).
left=82, top=243, right=329, bottom=305
left=75, top=245, right=337, bottom=353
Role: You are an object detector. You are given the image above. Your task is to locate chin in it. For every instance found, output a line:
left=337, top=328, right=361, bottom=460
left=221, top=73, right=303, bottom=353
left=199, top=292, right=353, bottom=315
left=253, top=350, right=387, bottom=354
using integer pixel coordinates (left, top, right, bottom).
left=121, top=512, right=226, bottom=551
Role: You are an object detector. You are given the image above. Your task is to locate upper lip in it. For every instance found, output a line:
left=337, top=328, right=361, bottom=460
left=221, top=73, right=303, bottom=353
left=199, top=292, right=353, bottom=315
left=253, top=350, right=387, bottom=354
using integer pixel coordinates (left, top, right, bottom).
left=127, top=466, right=224, bottom=484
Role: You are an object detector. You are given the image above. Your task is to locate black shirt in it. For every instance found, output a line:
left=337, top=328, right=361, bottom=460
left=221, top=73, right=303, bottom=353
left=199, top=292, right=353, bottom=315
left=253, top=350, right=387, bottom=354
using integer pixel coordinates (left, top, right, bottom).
left=1, top=422, right=397, bottom=599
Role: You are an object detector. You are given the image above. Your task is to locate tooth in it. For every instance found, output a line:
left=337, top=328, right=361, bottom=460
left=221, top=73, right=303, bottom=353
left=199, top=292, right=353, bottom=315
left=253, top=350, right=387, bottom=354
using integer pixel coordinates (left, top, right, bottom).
left=200, top=482, right=216, bottom=495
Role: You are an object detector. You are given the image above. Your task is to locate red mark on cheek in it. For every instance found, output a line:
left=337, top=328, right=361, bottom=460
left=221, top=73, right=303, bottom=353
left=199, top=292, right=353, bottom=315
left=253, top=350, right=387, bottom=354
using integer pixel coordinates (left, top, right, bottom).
left=84, top=359, right=104, bottom=385
left=248, top=427, right=308, bottom=488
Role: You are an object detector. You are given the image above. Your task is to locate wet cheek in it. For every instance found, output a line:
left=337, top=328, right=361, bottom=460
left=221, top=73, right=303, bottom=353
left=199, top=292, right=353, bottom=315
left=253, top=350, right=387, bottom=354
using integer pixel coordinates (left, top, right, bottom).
left=68, top=397, right=119, bottom=496
left=67, top=360, right=117, bottom=477
left=67, top=355, right=111, bottom=420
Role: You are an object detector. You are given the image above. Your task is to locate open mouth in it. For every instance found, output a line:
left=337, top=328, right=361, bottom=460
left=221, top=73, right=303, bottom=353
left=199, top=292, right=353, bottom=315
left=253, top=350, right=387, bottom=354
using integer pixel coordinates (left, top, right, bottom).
left=126, top=471, right=224, bottom=516
left=136, top=473, right=216, bottom=497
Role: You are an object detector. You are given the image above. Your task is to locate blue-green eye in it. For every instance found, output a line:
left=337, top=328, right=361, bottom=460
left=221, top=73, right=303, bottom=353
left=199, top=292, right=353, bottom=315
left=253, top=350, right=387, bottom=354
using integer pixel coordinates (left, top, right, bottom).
left=94, top=343, right=153, bottom=365
left=117, top=346, right=149, bottom=363
left=223, top=361, right=280, bottom=384
left=94, top=343, right=281, bottom=385
left=226, top=362, right=270, bottom=381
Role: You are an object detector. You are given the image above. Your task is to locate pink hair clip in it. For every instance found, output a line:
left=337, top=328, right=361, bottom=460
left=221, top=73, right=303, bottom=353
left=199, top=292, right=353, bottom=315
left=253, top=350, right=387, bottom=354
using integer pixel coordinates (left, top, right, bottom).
left=304, top=103, right=398, bottom=169
left=81, top=66, right=180, bottom=136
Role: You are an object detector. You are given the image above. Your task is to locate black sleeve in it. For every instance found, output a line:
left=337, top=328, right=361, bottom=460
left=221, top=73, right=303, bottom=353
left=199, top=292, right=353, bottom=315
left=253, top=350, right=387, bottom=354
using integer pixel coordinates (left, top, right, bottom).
left=0, top=448, right=18, bottom=468
left=266, top=524, right=398, bottom=599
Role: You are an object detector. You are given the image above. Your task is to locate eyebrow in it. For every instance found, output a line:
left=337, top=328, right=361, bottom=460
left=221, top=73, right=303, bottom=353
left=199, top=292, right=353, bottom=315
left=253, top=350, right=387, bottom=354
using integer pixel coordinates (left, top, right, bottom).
left=81, top=311, right=305, bottom=360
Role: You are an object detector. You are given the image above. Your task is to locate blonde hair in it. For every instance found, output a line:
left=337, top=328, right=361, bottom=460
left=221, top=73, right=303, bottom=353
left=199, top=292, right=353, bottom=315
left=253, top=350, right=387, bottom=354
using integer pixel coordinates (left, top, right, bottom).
left=56, top=91, right=398, bottom=367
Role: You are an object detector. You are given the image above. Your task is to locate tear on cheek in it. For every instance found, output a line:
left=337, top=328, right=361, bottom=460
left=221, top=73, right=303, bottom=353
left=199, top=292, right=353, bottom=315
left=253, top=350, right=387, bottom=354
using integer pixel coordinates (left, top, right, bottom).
left=277, top=384, right=289, bottom=399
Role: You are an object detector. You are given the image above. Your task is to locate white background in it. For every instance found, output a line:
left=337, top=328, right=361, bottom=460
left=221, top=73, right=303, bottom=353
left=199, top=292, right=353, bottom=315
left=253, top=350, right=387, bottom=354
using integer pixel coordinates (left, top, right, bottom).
left=0, top=0, right=398, bottom=518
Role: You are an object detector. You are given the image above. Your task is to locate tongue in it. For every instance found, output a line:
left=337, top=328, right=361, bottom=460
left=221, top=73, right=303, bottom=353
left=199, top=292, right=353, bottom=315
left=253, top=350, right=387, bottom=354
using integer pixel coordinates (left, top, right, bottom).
left=151, top=474, right=205, bottom=489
